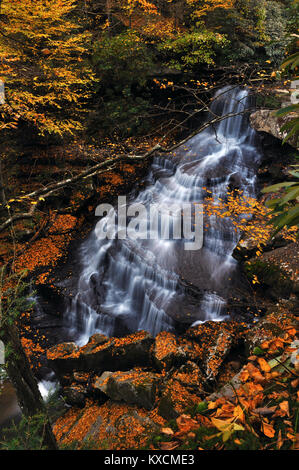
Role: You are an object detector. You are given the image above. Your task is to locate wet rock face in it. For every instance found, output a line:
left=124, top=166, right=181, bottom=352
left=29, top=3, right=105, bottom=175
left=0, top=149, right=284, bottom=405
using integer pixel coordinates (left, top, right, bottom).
left=53, top=399, right=160, bottom=450
left=47, top=342, right=82, bottom=375
left=204, top=329, right=235, bottom=381
left=47, top=322, right=246, bottom=381
left=63, top=384, right=86, bottom=408
left=92, top=371, right=114, bottom=395
left=180, top=321, right=247, bottom=380
left=52, top=313, right=299, bottom=411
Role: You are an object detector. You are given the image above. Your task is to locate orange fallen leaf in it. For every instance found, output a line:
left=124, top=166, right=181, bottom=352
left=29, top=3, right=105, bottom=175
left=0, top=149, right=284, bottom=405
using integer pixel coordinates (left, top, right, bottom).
left=233, top=405, right=245, bottom=423
left=277, top=429, right=283, bottom=450
left=161, top=427, right=174, bottom=436
left=291, top=378, right=299, bottom=389
left=208, top=401, right=218, bottom=410
left=286, top=328, right=296, bottom=337
left=279, top=401, right=290, bottom=417
left=257, top=357, right=271, bottom=373
left=248, top=355, right=257, bottom=361
left=261, top=421, right=275, bottom=438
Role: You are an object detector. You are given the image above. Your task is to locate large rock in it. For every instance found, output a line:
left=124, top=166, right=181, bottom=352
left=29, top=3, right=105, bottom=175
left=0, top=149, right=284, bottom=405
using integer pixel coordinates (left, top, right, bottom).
left=180, top=321, right=247, bottom=380
left=63, top=384, right=86, bottom=408
left=170, top=361, right=205, bottom=393
left=47, top=331, right=154, bottom=376
left=53, top=400, right=160, bottom=449
left=93, top=369, right=160, bottom=410
left=46, top=342, right=82, bottom=375
left=250, top=109, right=298, bottom=149
left=152, top=331, right=187, bottom=371
left=92, top=371, right=113, bottom=395
left=245, top=311, right=298, bottom=354
left=207, top=370, right=243, bottom=401
left=204, top=328, right=236, bottom=381
left=158, top=362, right=205, bottom=420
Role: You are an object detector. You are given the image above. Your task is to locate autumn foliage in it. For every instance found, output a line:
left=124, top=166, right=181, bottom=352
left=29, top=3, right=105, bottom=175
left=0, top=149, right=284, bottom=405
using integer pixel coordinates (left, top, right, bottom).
left=153, top=321, right=298, bottom=451
left=0, top=0, right=94, bottom=135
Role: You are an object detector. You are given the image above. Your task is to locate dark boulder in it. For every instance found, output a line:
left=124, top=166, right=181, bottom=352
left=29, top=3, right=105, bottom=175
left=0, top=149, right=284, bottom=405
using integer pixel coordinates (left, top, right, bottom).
left=158, top=362, right=205, bottom=420
left=47, top=331, right=154, bottom=376
left=180, top=321, right=247, bottom=380
left=152, top=331, right=187, bottom=371
left=93, top=369, right=160, bottom=410
left=63, top=384, right=86, bottom=408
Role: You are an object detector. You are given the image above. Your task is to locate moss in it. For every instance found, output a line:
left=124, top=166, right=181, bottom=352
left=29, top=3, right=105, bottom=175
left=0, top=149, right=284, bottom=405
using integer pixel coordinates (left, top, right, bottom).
left=245, top=259, right=294, bottom=298
left=223, top=431, right=260, bottom=450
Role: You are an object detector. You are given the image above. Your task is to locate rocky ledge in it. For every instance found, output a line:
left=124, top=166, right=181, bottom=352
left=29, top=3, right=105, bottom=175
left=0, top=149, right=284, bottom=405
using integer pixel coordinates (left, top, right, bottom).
left=46, top=312, right=298, bottom=422
left=250, top=109, right=298, bottom=149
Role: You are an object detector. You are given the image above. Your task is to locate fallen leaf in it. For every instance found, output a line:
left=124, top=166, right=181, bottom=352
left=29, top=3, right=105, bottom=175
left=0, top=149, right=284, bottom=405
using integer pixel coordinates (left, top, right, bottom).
left=277, top=429, right=283, bottom=450
left=261, top=421, right=275, bottom=438
left=248, top=355, right=257, bottom=361
left=208, top=401, right=218, bottom=410
left=211, top=417, right=244, bottom=442
left=233, top=405, right=245, bottom=423
left=211, top=417, right=234, bottom=431
left=161, top=427, right=174, bottom=436
left=286, top=328, right=296, bottom=337
left=291, top=378, right=299, bottom=388
left=279, top=401, right=290, bottom=417
left=160, top=441, right=179, bottom=450
left=258, top=357, right=271, bottom=373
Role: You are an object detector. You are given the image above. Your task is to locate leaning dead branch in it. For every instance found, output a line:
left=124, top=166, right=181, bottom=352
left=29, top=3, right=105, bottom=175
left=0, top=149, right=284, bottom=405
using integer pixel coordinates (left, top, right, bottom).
left=0, top=109, right=252, bottom=234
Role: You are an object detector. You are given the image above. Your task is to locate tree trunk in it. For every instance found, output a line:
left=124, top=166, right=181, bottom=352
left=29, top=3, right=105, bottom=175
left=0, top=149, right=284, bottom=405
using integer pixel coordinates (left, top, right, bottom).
left=2, top=323, right=58, bottom=450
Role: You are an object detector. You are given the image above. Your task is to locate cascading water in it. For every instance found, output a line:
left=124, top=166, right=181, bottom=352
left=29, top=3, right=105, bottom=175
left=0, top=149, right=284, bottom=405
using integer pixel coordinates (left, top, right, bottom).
left=66, top=86, right=262, bottom=345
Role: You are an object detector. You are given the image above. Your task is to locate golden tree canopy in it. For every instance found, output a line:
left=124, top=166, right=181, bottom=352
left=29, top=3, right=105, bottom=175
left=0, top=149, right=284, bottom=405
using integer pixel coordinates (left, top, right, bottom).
left=0, top=0, right=95, bottom=136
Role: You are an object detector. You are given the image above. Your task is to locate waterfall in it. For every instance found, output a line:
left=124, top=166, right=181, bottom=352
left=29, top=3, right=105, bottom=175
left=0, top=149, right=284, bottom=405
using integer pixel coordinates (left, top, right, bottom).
left=65, top=86, right=261, bottom=345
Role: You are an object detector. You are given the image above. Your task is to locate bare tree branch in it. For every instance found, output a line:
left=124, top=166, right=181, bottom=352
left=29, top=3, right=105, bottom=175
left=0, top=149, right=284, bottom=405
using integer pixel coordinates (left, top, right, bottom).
left=0, top=109, right=253, bottom=234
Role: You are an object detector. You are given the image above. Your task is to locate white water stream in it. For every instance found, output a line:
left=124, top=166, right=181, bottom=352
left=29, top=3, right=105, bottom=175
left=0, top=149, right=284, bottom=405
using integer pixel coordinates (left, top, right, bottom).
left=66, top=86, right=261, bottom=344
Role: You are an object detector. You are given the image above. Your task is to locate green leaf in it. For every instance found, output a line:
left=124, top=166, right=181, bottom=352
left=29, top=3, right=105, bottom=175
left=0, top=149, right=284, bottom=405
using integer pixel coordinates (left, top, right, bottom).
left=288, top=170, right=299, bottom=179
left=279, top=186, right=299, bottom=205
left=261, top=182, right=297, bottom=193
left=273, top=205, right=299, bottom=229
left=282, top=121, right=299, bottom=144
left=281, top=52, right=299, bottom=70
left=280, top=120, right=298, bottom=132
left=253, top=346, right=265, bottom=356
left=196, top=401, right=208, bottom=414
left=276, top=104, right=298, bottom=117
left=266, top=198, right=283, bottom=208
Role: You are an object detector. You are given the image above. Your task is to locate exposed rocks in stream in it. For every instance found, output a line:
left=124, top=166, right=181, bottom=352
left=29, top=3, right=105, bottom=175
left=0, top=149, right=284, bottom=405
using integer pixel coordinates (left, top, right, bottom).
left=34, top=112, right=299, bottom=449
left=46, top=314, right=297, bottom=410
left=47, top=311, right=298, bottom=448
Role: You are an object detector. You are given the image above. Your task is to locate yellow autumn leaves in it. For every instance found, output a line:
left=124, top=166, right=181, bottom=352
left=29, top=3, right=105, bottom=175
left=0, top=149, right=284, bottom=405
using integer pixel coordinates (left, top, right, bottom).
left=0, top=0, right=95, bottom=136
